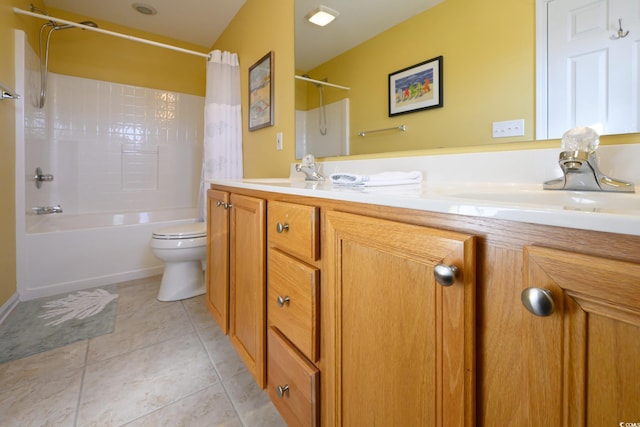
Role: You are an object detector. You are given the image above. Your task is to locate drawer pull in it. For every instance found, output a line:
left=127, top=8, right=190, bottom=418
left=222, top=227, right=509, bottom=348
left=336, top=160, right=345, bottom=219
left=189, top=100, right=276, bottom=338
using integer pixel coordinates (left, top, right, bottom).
left=277, top=295, right=291, bottom=307
left=276, top=222, right=290, bottom=233
left=434, top=263, right=459, bottom=287
left=277, top=384, right=290, bottom=398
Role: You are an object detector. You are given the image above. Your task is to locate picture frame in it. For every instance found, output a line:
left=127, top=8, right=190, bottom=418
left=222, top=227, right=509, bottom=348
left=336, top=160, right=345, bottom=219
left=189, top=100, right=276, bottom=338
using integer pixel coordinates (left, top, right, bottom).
left=389, top=55, right=443, bottom=117
left=248, top=51, right=275, bottom=131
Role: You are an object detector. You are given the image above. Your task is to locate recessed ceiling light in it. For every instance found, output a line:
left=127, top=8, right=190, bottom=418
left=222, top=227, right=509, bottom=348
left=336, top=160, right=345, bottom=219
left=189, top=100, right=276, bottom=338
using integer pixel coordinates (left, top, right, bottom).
left=305, top=5, right=339, bottom=27
left=132, top=3, right=157, bottom=16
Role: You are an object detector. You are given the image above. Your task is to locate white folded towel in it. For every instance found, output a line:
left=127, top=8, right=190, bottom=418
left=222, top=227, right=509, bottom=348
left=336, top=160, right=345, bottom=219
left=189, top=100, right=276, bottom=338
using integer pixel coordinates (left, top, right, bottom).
left=329, top=171, right=423, bottom=187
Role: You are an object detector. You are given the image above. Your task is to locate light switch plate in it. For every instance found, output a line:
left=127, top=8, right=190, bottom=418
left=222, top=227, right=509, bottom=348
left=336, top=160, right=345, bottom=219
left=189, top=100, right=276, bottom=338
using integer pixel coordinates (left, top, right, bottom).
left=492, top=119, right=525, bottom=138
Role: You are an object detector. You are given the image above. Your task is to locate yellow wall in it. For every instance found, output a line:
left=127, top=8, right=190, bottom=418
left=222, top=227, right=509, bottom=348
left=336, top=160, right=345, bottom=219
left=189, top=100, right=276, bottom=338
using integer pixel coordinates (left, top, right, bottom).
left=302, top=0, right=533, bottom=155
left=297, top=0, right=640, bottom=159
left=11, top=2, right=206, bottom=97
left=213, top=0, right=295, bottom=178
left=0, top=0, right=19, bottom=307
left=36, top=8, right=206, bottom=96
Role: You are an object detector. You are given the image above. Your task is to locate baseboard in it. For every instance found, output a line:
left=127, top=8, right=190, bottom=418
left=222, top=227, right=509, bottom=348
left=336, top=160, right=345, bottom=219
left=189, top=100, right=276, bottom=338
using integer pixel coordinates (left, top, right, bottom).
left=19, top=266, right=163, bottom=301
left=0, top=293, right=20, bottom=325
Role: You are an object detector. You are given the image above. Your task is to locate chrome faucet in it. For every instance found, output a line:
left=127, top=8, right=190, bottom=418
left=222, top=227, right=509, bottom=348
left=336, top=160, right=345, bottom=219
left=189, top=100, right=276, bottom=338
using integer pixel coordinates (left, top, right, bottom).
left=295, top=154, right=324, bottom=181
left=544, top=127, right=635, bottom=193
left=32, top=205, right=63, bottom=215
left=543, top=150, right=635, bottom=193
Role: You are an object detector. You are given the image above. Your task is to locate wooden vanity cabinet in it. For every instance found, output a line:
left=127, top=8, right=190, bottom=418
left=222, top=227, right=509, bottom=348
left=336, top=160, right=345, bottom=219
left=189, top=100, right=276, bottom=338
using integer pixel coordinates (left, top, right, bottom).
left=206, top=189, right=230, bottom=333
left=323, top=210, right=476, bottom=426
left=521, top=246, right=640, bottom=425
left=207, top=184, right=640, bottom=425
left=266, top=201, right=321, bottom=426
left=206, top=189, right=267, bottom=388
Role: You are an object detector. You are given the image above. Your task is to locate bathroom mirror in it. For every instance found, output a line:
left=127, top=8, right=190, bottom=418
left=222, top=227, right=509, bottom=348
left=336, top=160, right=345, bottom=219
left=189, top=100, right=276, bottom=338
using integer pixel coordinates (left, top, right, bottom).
left=294, top=0, right=640, bottom=157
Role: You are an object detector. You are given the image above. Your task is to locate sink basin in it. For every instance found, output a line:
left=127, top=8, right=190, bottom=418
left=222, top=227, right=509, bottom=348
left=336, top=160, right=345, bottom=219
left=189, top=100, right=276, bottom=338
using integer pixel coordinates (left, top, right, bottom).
left=242, top=178, right=294, bottom=184
left=439, top=185, right=640, bottom=213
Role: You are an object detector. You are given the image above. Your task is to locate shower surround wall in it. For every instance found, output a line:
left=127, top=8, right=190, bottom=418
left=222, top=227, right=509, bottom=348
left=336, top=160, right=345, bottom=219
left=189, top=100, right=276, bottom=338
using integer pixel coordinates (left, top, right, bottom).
left=16, top=30, right=204, bottom=299
left=27, top=74, right=203, bottom=216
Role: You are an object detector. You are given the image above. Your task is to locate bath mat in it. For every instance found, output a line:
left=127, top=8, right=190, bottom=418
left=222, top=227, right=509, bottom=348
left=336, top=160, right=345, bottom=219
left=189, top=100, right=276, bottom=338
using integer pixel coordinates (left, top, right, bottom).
left=0, top=286, right=118, bottom=364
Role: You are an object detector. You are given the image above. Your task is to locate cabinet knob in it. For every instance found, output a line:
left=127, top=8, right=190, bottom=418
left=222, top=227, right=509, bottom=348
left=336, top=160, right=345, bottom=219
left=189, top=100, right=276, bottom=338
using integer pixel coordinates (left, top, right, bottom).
left=277, top=295, right=291, bottom=307
left=277, top=384, right=289, bottom=398
left=434, top=264, right=459, bottom=287
left=521, top=287, right=555, bottom=317
left=276, top=222, right=289, bottom=233
left=216, top=200, right=223, bottom=207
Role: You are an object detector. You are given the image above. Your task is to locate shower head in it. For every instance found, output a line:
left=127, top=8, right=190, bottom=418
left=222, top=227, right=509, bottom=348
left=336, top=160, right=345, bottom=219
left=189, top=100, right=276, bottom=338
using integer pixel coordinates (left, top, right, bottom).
left=80, top=21, right=99, bottom=28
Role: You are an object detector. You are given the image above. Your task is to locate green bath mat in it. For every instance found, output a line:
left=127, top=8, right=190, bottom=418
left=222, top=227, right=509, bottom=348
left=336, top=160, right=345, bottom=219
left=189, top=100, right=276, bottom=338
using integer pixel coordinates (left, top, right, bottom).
left=0, top=286, right=118, bottom=364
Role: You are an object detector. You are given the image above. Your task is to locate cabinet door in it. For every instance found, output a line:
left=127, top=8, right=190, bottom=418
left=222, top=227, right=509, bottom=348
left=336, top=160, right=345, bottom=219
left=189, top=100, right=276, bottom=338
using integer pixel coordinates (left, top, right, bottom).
left=323, top=210, right=475, bottom=426
left=523, top=246, right=640, bottom=425
left=206, top=189, right=229, bottom=333
left=229, top=194, right=267, bottom=388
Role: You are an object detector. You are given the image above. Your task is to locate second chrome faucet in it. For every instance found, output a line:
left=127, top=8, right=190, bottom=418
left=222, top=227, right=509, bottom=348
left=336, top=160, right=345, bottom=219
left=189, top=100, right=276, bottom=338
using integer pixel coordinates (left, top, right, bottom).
left=295, top=154, right=324, bottom=181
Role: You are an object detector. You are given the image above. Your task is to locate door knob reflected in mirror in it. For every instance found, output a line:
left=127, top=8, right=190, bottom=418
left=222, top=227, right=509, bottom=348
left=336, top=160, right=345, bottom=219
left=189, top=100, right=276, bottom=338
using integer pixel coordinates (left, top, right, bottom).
left=521, top=287, right=555, bottom=317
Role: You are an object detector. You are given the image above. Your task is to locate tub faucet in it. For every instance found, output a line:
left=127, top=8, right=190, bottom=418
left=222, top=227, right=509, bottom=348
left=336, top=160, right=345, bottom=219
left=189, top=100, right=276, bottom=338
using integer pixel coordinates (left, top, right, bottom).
left=543, top=150, right=635, bottom=193
left=32, top=205, right=63, bottom=215
left=295, top=154, right=324, bottom=181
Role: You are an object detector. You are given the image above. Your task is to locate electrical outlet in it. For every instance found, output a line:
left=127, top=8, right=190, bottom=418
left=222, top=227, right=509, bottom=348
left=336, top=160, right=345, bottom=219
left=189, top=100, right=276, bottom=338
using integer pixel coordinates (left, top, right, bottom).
left=492, top=119, right=525, bottom=138
left=276, top=132, right=283, bottom=150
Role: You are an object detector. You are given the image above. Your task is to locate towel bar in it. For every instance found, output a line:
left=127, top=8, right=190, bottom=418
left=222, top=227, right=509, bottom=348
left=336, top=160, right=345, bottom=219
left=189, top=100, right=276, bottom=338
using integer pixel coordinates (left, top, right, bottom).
left=359, top=124, right=406, bottom=137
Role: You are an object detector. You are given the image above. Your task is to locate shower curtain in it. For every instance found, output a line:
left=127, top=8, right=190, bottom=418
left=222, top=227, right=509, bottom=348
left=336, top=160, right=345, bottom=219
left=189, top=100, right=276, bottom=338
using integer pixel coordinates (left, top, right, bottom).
left=198, top=50, right=243, bottom=221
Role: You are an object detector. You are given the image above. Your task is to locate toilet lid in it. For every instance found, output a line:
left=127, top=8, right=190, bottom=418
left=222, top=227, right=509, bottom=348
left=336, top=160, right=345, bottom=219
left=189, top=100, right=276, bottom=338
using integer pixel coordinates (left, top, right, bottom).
left=152, top=222, right=206, bottom=239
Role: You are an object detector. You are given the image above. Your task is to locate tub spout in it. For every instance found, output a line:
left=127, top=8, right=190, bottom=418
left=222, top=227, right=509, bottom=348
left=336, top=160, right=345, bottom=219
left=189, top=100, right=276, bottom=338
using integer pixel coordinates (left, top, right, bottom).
left=32, top=205, right=63, bottom=215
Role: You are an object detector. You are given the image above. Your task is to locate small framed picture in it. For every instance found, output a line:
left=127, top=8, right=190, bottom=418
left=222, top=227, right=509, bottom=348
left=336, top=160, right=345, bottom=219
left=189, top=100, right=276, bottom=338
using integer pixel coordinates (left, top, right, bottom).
left=389, top=55, right=443, bottom=117
left=248, top=51, right=275, bottom=131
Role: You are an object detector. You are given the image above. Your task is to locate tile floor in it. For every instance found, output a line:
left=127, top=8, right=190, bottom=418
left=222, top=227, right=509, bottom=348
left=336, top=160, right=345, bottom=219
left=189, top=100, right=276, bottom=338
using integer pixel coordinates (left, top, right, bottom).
left=0, top=277, right=287, bottom=427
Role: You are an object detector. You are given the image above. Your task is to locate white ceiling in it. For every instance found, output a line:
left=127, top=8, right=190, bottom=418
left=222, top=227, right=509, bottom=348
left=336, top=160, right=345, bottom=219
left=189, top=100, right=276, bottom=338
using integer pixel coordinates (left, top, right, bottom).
left=41, top=0, right=443, bottom=70
left=43, top=0, right=246, bottom=48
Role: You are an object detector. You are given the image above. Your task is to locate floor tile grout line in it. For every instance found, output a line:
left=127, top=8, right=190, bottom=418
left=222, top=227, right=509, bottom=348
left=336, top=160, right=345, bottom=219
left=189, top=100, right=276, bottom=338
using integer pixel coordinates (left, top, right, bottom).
left=181, top=299, right=248, bottom=427
left=73, top=340, right=90, bottom=427
left=117, top=383, right=221, bottom=427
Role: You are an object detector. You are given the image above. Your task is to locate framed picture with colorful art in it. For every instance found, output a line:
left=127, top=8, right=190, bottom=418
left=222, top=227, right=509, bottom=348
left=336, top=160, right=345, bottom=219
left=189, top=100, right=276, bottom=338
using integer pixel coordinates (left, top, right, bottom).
left=248, top=51, right=274, bottom=131
left=389, top=55, right=443, bottom=117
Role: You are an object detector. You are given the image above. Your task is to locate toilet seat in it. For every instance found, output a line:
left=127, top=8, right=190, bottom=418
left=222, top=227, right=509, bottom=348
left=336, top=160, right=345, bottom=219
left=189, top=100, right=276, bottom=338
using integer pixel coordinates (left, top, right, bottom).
left=152, top=222, right=206, bottom=240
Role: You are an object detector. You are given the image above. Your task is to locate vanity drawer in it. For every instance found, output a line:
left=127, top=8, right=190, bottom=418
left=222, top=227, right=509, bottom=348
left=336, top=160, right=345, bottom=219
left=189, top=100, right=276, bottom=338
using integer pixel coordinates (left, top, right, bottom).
left=267, top=327, right=319, bottom=427
left=268, top=248, right=319, bottom=362
left=268, top=201, right=319, bottom=262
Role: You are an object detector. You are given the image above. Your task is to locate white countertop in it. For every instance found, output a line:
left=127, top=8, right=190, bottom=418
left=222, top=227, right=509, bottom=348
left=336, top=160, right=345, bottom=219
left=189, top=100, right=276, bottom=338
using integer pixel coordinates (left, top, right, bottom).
left=209, top=144, right=640, bottom=237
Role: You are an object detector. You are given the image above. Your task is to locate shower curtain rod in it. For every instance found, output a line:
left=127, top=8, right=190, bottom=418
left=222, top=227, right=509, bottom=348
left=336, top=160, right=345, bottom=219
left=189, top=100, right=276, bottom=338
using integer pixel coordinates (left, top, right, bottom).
left=13, top=8, right=211, bottom=60
left=295, top=75, right=350, bottom=91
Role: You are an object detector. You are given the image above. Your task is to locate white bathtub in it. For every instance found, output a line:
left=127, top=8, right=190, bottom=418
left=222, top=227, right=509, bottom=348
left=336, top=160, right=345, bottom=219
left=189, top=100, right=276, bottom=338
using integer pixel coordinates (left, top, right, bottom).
left=21, top=208, right=199, bottom=300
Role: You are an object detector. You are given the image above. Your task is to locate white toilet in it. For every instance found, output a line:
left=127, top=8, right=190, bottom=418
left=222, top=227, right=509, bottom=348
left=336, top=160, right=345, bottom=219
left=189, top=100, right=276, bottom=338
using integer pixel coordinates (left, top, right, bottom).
left=150, top=222, right=207, bottom=301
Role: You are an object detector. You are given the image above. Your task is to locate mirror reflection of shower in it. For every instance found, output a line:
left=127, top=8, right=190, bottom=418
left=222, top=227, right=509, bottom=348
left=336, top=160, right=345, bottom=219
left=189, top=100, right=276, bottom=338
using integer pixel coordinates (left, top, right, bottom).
left=303, top=74, right=328, bottom=135
left=31, top=4, right=98, bottom=108
left=295, top=75, right=350, bottom=158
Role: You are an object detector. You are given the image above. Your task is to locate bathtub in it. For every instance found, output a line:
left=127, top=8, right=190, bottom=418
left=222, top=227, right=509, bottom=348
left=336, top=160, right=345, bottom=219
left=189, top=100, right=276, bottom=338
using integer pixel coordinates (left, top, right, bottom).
left=20, top=208, right=199, bottom=300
